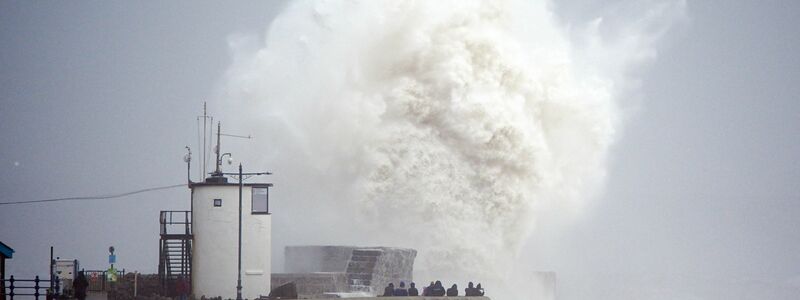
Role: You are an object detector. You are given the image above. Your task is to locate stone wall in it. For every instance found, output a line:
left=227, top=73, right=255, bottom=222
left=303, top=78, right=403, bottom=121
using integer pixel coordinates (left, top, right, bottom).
left=271, top=273, right=349, bottom=297
left=285, top=246, right=356, bottom=273
left=278, top=245, right=416, bottom=296
left=313, top=297, right=491, bottom=300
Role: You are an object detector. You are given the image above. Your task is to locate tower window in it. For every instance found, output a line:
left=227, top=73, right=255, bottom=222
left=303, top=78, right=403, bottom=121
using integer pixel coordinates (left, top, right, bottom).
left=213, top=198, right=222, bottom=207
left=252, top=187, right=269, bottom=214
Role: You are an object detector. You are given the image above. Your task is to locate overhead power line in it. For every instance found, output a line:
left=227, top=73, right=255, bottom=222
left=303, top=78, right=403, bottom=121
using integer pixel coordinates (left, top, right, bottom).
left=0, top=183, right=186, bottom=206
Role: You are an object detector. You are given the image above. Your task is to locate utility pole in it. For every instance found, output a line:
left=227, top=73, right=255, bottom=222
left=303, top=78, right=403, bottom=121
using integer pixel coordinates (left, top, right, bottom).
left=236, top=163, right=243, bottom=300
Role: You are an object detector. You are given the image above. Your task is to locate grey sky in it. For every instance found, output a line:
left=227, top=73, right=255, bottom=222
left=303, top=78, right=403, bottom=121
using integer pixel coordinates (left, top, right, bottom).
left=1, top=1, right=798, bottom=299
left=0, top=0, right=286, bottom=274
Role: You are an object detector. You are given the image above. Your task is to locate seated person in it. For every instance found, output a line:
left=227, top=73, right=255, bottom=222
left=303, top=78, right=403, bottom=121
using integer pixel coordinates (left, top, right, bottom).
left=423, top=281, right=435, bottom=296
left=394, top=281, right=409, bottom=296
left=431, top=281, right=447, bottom=296
left=383, top=283, right=394, bottom=297
left=408, top=282, right=419, bottom=296
left=465, top=282, right=477, bottom=296
left=476, top=283, right=485, bottom=296
left=446, top=284, right=459, bottom=296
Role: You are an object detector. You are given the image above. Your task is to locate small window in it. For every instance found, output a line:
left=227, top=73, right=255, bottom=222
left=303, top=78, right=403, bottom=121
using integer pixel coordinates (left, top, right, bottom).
left=252, top=187, right=269, bottom=214
left=213, top=198, right=222, bottom=207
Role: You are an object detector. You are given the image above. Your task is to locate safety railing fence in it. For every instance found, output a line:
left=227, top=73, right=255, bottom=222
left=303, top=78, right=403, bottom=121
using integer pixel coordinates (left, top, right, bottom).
left=160, top=210, right=192, bottom=236
left=80, top=269, right=126, bottom=292
left=2, top=276, right=58, bottom=300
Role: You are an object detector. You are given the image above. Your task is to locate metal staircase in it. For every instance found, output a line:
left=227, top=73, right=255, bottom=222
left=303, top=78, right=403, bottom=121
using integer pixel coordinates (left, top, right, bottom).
left=158, top=210, right=192, bottom=296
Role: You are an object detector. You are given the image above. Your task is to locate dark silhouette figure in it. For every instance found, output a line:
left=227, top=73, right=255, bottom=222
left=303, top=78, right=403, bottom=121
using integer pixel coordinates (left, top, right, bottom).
left=72, top=272, right=89, bottom=300
left=430, top=281, right=446, bottom=296
left=383, top=283, right=395, bottom=297
left=423, top=281, right=434, bottom=296
left=465, top=282, right=478, bottom=296
left=476, top=283, right=485, bottom=296
left=408, top=282, right=419, bottom=296
left=394, top=281, right=409, bottom=296
left=446, top=284, right=458, bottom=296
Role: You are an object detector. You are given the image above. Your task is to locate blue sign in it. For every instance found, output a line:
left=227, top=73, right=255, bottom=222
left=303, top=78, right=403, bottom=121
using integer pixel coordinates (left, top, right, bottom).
left=109, top=254, right=116, bottom=264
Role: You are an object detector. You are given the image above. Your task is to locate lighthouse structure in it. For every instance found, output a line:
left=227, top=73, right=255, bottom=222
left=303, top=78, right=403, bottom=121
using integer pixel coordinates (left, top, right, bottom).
left=187, top=122, right=272, bottom=299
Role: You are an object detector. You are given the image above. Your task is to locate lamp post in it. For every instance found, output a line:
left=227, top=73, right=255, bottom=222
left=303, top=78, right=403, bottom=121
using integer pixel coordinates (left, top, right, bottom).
left=223, top=164, right=270, bottom=300
left=236, top=163, right=243, bottom=300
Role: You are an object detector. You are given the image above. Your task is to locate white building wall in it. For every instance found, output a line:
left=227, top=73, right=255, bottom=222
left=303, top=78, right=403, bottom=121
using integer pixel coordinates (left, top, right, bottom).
left=192, top=184, right=271, bottom=299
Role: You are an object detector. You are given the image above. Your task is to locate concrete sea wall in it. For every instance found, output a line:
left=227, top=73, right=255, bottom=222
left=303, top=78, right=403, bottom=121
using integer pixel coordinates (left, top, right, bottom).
left=277, top=246, right=417, bottom=296
left=312, top=297, right=491, bottom=300
left=272, top=273, right=350, bottom=297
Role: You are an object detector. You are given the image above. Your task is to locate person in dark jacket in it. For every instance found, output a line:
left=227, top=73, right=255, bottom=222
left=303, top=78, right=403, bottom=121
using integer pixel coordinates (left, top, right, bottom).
left=446, top=284, right=458, bottom=296
left=408, top=282, right=419, bottom=296
left=383, top=283, right=395, bottom=297
left=465, top=282, right=477, bottom=296
left=422, top=281, right=434, bottom=296
left=393, top=281, right=409, bottom=296
left=72, top=272, right=89, bottom=300
left=431, top=281, right=446, bottom=296
left=476, top=283, right=485, bottom=296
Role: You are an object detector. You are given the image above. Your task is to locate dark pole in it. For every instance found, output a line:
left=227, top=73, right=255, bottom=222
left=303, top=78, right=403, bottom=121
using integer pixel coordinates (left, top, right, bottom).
left=186, top=146, right=192, bottom=184
left=49, top=247, right=54, bottom=293
left=236, top=163, right=243, bottom=300
left=215, top=122, right=222, bottom=176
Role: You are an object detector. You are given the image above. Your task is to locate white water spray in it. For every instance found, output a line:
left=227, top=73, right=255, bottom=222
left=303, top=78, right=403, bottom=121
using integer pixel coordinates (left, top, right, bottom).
left=218, top=1, right=682, bottom=298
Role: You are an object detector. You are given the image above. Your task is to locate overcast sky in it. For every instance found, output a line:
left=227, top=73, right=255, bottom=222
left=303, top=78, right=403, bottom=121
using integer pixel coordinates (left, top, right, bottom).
left=1, top=1, right=798, bottom=299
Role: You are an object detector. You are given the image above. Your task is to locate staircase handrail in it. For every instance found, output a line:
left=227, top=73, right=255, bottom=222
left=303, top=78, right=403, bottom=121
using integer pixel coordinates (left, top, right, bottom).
left=159, top=210, right=192, bottom=236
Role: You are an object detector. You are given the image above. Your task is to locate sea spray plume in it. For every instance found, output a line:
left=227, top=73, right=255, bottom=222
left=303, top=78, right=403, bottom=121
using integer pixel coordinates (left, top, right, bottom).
left=218, top=0, right=682, bottom=297
left=353, top=0, right=615, bottom=280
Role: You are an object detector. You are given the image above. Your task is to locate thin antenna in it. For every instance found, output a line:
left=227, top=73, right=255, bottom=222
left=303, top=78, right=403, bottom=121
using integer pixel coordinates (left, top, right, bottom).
left=196, top=116, right=201, bottom=181
left=202, top=103, right=208, bottom=179
left=214, top=121, right=222, bottom=175
left=220, top=133, right=252, bottom=139
left=207, top=116, right=213, bottom=177
left=197, top=102, right=214, bottom=180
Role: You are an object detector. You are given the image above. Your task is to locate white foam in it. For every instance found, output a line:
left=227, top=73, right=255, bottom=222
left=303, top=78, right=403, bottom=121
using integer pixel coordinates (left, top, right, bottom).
left=218, top=1, right=682, bottom=299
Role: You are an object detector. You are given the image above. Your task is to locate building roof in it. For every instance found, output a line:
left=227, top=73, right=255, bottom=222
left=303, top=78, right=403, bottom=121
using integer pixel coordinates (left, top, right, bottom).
left=0, top=241, right=14, bottom=258
left=190, top=181, right=273, bottom=188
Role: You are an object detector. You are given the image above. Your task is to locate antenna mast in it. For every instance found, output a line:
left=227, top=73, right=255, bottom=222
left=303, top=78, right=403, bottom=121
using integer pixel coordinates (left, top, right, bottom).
left=214, top=121, right=222, bottom=176
left=203, top=103, right=208, bottom=179
left=199, top=113, right=249, bottom=182
left=197, top=102, right=213, bottom=180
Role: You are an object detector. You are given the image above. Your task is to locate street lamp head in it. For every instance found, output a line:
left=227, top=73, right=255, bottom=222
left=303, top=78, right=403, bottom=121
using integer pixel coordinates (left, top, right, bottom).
left=184, top=146, right=192, bottom=163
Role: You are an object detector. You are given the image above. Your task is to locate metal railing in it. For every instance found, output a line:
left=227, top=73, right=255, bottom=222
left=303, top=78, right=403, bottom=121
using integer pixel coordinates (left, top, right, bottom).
left=160, top=210, right=192, bottom=236
left=3, top=276, right=58, bottom=300
left=81, top=269, right=126, bottom=292
left=158, top=210, right=192, bottom=296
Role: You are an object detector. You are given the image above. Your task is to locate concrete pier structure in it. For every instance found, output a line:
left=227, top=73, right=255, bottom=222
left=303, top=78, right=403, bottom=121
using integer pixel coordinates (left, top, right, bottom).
left=273, top=245, right=417, bottom=297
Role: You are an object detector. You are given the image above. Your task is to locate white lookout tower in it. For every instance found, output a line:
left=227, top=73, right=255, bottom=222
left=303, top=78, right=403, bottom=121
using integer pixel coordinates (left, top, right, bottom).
left=160, top=119, right=272, bottom=300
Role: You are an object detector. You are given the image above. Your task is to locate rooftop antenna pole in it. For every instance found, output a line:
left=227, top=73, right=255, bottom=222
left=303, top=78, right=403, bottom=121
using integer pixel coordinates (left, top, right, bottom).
left=214, top=122, right=222, bottom=176
left=202, top=103, right=208, bottom=179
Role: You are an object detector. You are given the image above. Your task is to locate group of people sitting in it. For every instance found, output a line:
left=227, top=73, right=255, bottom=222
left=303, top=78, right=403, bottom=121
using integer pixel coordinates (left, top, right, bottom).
left=381, top=280, right=485, bottom=297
